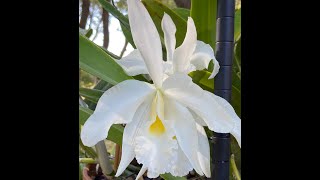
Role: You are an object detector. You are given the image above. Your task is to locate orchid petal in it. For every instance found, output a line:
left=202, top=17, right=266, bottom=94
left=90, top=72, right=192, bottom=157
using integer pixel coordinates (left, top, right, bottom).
left=163, top=74, right=238, bottom=135
left=196, top=123, right=211, bottom=177
left=134, top=130, right=178, bottom=177
left=164, top=98, right=204, bottom=176
left=209, top=57, right=220, bottom=79
left=115, top=97, right=153, bottom=177
left=188, top=108, right=207, bottom=126
left=170, top=146, right=193, bottom=177
left=190, top=41, right=220, bottom=78
left=127, top=0, right=163, bottom=87
left=81, top=80, right=156, bottom=147
left=172, top=17, right=197, bottom=73
left=116, top=49, right=149, bottom=76
left=136, top=165, right=147, bottom=180
left=213, top=95, right=241, bottom=147
left=161, top=13, right=176, bottom=62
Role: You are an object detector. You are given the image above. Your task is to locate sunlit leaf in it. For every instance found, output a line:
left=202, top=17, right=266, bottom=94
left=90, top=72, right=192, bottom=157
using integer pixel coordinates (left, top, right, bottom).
left=79, top=34, right=132, bottom=85
left=189, top=70, right=214, bottom=92
left=172, top=8, right=190, bottom=21
left=234, top=9, right=241, bottom=41
left=191, top=0, right=217, bottom=49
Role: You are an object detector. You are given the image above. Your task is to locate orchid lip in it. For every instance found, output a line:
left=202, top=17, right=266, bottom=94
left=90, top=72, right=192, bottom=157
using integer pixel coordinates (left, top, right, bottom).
left=149, top=116, right=166, bottom=135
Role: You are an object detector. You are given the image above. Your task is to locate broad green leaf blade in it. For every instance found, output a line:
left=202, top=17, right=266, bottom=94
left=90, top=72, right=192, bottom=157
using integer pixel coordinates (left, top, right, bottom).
left=98, top=0, right=129, bottom=27
left=79, top=106, right=92, bottom=125
left=234, top=36, right=241, bottom=72
left=98, top=0, right=135, bottom=48
left=79, top=106, right=124, bottom=145
left=94, top=80, right=113, bottom=91
left=142, top=0, right=187, bottom=47
left=80, top=88, right=104, bottom=103
left=79, top=34, right=132, bottom=85
left=100, top=46, right=121, bottom=59
left=172, top=8, right=190, bottom=21
left=120, top=15, right=136, bottom=48
left=191, top=0, right=217, bottom=49
left=234, top=9, right=241, bottom=41
left=160, top=173, right=187, bottom=180
left=189, top=70, right=214, bottom=92
left=108, top=124, right=124, bottom=145
left=231, top=85, right=241, bottom=117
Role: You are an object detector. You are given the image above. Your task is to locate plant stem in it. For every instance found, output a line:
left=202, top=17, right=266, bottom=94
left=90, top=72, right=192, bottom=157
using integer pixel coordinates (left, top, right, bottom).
left=95, top=141, right=114, bottom=176
left=113, top=144, right=121, bottom=171
left=231, top=154, right=241, bottom=180
left=80, top=158, right=97, bottom=164
left=120, top=40, right=128, bottom=58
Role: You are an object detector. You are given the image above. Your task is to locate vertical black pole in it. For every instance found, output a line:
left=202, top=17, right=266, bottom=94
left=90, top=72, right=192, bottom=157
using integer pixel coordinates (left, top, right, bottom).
left=212, top=0, right=235, bottom=179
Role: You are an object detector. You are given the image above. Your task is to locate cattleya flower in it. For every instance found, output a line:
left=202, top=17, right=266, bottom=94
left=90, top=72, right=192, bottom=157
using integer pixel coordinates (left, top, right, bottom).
left=81, top=0, right=241, bottom=179
left=117, top=12, right=220, bottom=79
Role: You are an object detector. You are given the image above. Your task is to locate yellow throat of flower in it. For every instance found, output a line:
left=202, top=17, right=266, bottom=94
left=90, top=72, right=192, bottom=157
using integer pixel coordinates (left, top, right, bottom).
left=149, top=116, right=166, bottom=135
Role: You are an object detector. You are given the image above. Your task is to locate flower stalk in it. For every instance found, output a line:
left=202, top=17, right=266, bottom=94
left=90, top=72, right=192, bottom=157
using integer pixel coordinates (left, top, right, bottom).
left=95, top=140, right=114, bottom=176
left=79, top=96, right=114, bottom=176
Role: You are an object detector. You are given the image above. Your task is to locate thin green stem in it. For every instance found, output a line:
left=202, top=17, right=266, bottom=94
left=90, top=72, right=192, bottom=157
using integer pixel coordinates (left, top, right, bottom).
left=231, top=154, right=241, bottom=180
left=79, top=158, right=97, bottom=164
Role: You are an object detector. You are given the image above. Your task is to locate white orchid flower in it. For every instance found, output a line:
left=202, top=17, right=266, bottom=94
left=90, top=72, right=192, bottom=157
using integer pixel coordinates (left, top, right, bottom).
left=80, top=0, right=241, bottom=179
left=117, top=9, right=220, bottom=79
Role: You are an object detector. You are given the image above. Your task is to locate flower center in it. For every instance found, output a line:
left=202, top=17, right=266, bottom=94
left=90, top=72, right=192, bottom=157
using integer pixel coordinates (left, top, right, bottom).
left=149, top=116, right=165, bottom=135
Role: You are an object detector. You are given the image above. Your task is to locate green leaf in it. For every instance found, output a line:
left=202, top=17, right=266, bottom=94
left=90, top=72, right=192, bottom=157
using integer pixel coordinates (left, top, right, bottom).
left=79, top=34, right=132, bottom=85
left=234, top=37, right=241, bottom=72
left=98, top=0, right=129, bottom=27
left=79, top=106, right=124, bottom=145
left=231, top=85, right=241, bottom=117
left=234, top=9, right=241, bottom=41
left=120, top=15, right=136, bottom=48
left=80, top=136, right=97, bottom=158
left=189, top=70, right=214, bottom=92
left=142, top=0, right=187, bottom=47
left=107, top=124, right=124, bottom=145
left=84, top=80, right=113, bottom=110
left=80, top=88, right=104, bottom=103
left=79, top=106, right=92, bottom=125
left=94, top=80, right=113, bottom=91
left=232, top=38, right=241, bottom=116
left=231, top=137, right=241, bottom=175
left=172, top=8, right=190, bottom=21
left=189, top=70, right=240, bottom=117
left=100, top=46, right=121, bottom=59
left=160, top=173, right=187, bottom=180
left=191, top=0, right=217, bottom=49
left=98, top=0, right=135, bottom=48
